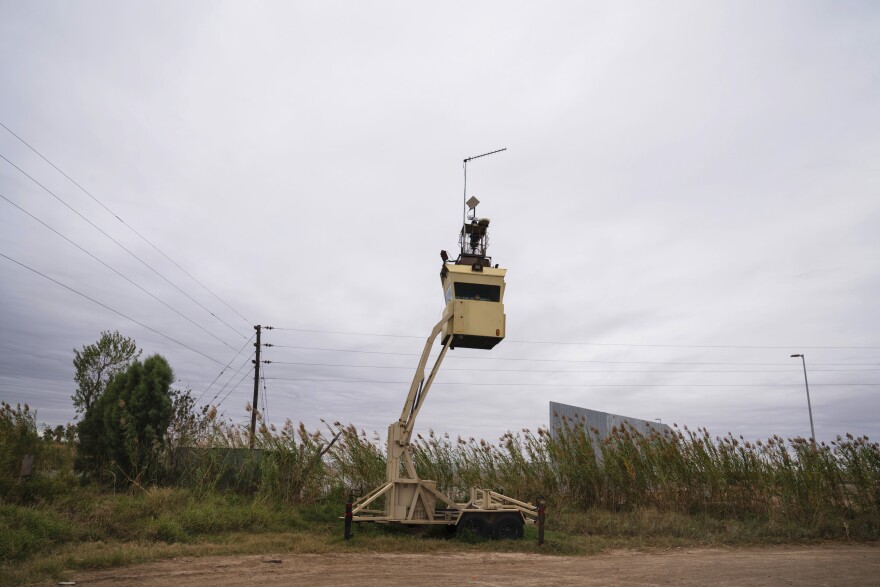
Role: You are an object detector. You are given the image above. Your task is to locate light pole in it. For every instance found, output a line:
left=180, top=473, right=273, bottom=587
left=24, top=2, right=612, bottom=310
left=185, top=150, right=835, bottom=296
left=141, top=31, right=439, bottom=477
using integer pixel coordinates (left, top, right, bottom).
left=791, top=354, right=816, bottom=447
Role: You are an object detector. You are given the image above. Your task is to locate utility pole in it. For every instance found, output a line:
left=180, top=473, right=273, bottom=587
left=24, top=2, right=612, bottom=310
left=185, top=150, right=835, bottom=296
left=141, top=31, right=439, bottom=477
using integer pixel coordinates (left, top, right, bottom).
left=791, top=353, right=816, bottom=448
left=250, top=324, right=261, bottom=449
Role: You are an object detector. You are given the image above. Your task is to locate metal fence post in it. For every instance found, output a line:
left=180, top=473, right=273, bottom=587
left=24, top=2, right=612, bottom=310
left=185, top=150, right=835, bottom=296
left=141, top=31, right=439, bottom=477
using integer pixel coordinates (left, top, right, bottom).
left=344, top=492, right=353, bottom=540
left=537, top=496, right=545, bottom=546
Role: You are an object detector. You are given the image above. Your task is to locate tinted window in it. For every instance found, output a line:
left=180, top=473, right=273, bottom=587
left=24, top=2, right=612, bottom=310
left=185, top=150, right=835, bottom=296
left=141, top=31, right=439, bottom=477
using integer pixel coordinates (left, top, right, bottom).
left=455, top=283, right=500, bottom=302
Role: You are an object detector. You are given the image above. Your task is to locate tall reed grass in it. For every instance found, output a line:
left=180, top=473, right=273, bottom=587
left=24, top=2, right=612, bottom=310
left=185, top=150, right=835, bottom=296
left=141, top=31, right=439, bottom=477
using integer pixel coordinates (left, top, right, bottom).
left=410, top=416, right=879, bottom=527
left=4, top=400, right=878, bottom=530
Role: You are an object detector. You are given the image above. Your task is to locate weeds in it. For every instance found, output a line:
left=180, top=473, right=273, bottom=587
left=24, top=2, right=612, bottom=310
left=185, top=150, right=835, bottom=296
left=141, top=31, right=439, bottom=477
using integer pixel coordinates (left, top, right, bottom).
left=3, top=401, right=879, bottom=527
left=1, top=402, right=878, bottom=586
left=407, top=417, right=879, bottom=529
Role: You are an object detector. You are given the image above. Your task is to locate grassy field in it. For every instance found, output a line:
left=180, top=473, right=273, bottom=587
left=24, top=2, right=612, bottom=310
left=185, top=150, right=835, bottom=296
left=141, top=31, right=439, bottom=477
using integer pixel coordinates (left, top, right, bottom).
left=2, top=402, right=878, bottom=586
left=3, top=484, right=875, bottom=587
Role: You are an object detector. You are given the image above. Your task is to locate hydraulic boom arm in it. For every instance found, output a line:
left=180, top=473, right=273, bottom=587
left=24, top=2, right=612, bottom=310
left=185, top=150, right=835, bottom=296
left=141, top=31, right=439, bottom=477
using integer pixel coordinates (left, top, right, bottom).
left=386, top=310, right=453, bottom=481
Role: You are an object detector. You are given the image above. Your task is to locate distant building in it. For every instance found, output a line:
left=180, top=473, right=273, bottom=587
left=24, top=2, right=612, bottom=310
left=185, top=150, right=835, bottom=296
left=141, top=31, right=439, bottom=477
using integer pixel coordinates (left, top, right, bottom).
left=549, top=401, right=672, bottom=440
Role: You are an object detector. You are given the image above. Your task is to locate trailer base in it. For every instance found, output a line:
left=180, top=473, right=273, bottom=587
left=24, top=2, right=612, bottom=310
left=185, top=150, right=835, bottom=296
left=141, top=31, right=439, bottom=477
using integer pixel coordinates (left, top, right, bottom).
left=348, top=481, right=538, bottom=540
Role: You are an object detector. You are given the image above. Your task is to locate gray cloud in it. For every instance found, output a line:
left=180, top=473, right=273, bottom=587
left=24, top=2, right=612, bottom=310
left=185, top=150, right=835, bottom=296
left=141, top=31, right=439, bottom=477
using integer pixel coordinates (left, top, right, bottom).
left=1, top=2, right=878, bottom=446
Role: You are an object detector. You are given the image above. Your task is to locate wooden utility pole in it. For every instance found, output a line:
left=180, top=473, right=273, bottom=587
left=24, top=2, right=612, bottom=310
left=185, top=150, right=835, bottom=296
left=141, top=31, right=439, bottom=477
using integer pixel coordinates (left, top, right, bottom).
left=250, top=324, right=261, bottom=448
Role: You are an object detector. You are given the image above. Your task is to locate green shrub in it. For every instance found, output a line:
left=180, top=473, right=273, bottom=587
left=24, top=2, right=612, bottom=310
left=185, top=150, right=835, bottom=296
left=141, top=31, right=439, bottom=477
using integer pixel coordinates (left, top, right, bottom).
left=0, top=403, right=41, bottom=496
left=76, top=355, right=174, bottom=485
left=0, top=504, right=77, bottom=562
left=146, top=515, right=186, bottom=543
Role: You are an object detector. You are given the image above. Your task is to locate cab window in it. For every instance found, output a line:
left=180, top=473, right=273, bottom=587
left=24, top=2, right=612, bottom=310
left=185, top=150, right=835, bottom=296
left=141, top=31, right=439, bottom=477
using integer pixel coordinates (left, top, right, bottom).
left=455, top=283, right=500, bottom=302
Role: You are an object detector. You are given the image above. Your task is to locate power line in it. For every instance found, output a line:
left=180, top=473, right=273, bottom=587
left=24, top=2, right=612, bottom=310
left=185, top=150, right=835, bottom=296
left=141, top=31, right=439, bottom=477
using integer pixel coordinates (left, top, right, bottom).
left=267, top=326, right=880, bottom=350
left=216, top=366, right=255, bottom=409
left=505, top=340, right=880, bottom=350
left=262, top=360, right=880, bottom=374
left=207, top=350, right=255, bottom=407
left=1, top=192, right=240, bottom=352
left=0, top=152, right=247, bottom=340
left=1, top=252, right=225, bottom=366
left=0, top=121, right=251, bottom=326
left=261, top=359, right=269, bottom=425
left=263, top=344, right=880, bottom=366
left=272, top=327, right=421, bottom=339
left=196, top=334, right=256, bottom=405
left=263, top=377, right=880, bottom=388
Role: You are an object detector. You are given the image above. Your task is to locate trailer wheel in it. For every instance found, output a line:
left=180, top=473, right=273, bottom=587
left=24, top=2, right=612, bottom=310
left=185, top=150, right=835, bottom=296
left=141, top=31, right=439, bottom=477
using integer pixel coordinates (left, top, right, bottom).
left=457, top=513, right=491, bottom=539
left=492, top=513, right=524, bottom=540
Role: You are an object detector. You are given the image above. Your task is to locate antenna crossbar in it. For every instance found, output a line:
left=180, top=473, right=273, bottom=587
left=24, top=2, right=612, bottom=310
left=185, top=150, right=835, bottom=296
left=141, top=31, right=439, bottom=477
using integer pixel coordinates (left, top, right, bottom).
left=463, top=148, right=507, bottom=163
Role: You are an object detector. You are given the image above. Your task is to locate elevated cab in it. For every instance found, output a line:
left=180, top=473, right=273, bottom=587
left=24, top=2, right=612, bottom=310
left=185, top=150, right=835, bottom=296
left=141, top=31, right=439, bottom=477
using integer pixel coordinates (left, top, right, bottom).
left=440, top=215, right=506, bottom=350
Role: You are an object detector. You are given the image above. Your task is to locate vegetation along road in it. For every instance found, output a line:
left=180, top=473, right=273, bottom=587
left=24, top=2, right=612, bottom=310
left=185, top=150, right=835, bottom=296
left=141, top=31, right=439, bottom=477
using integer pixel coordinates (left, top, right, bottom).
left=3, top=332, right=878, bottom=586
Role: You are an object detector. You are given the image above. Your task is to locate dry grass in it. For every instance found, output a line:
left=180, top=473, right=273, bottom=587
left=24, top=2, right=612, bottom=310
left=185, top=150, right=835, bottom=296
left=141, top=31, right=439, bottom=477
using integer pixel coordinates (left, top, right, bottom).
left=2, top=403, right=879, bottom=586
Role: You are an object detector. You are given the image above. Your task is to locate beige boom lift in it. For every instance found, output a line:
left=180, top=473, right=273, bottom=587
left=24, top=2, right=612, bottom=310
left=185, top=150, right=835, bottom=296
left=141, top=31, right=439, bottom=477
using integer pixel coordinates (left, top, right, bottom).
left=351, top=196, right=538, bottom=539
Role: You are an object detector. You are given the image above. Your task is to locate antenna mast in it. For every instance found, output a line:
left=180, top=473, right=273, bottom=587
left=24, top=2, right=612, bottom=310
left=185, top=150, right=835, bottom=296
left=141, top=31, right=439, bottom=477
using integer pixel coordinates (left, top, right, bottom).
left=462, top=148, right=506, bottom=228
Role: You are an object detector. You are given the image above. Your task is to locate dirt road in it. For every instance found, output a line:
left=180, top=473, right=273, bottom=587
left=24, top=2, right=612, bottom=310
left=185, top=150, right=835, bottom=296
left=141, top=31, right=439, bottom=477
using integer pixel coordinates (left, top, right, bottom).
left=62, top=545, right=879, bottom=586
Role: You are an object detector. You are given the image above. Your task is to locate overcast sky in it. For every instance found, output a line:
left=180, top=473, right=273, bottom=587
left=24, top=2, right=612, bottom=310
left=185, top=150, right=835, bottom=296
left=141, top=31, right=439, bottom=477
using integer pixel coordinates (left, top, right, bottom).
left=1, top=1, right=878, bottom=446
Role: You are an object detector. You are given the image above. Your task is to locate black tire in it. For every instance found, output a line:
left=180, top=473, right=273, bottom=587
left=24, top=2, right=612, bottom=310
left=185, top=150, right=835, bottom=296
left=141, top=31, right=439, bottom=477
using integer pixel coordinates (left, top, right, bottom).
left=492, top=513, right=524, bottom=540
left=457, top=513, right=491, bottom=539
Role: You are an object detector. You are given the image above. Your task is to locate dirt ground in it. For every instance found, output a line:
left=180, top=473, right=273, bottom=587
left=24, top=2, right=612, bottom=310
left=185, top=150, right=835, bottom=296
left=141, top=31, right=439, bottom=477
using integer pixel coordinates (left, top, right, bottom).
left=60, top=544, right=879, bottom=586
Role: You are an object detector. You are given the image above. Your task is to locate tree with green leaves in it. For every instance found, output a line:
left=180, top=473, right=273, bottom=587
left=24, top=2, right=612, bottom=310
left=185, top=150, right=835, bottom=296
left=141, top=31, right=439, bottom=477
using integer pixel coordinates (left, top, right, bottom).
left=72, top=330, right=141, bottom=415
left=76, top=354, right=174, bottom=484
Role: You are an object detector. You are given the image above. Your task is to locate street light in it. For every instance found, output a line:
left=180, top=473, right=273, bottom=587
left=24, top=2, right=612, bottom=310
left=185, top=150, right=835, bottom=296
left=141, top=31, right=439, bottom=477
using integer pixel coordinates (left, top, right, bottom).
left=791, top=354, right=816, bottom=447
